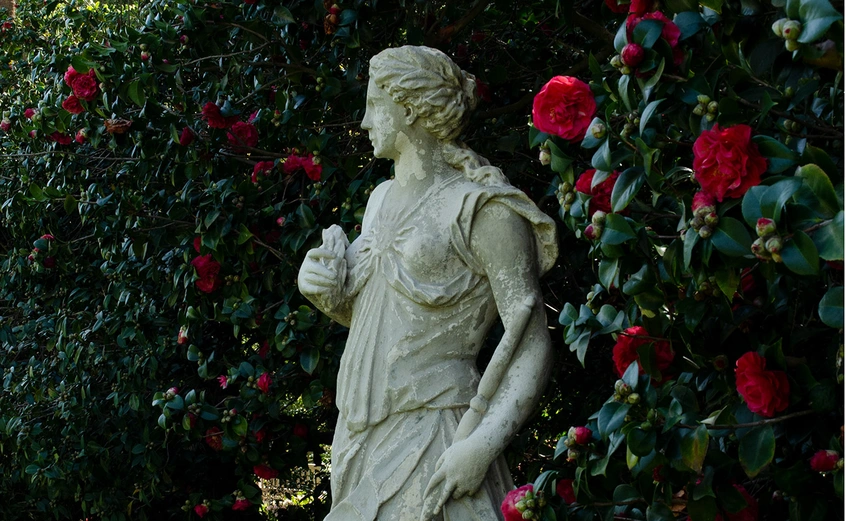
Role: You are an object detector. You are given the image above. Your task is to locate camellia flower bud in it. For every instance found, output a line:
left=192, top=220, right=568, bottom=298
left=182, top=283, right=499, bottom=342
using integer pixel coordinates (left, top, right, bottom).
left=692, top=104, right=706, bottom=117
left=573, top=426, right=592, bottom=444
left=627, top=392, right=641, bottom=404
left=751, top=238, right=770, bottom=259
left=692, top=191, right=716, bottom=218
left=713, top=355, right=728, bottom=371
left=590, top=121, right=607, bottom=139
left=698, top=225, right=712, bottom=239
left=772, top=18, right=788, bottom=37
left=177, top=327, right=189, bottom=345
left=610, top=54, right=623, bottom=68
left=276, top=216, right=286, bottom=227
left=560, top=181, right=573, bottom=193
left=785, top=39, right=801, bottom=52
left=538, top=147, right=551, bottom=166
left=584, top=224, right=602, bottom=241
left=756, top=218, right=777, bottom=237
left=696, top=94, right=711, bottom=105
left=566, top=448, right=580, bottom=461
left=563, top=191, right=575, bottom=204
left=707, top=101, right=719, bottom=114
left=782, top=20, right=802, bottom=40
left=591, top=210, right=607, bottom=226
left=614, top=379, right=630, bottom=395
left=810, top=449, right=840, bottom=472
left=620, top=65, right=632, bottom=76
left=0, top=118, right=10, bottom=132
left=704, top=212, right=719, bottom=227
left=621, top=43, right=645, bottom=68
left=766, top=236, right=783, bottom=254
left=140, top=51, right=150, bottom=61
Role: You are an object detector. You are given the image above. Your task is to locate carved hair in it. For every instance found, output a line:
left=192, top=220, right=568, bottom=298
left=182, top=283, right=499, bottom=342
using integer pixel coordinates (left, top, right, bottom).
left=369, top=46, right=508, bottom=186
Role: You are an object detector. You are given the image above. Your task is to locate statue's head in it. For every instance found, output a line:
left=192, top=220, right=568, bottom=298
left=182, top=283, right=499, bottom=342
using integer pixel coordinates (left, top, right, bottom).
left=368, top=46, right=478, bottom=142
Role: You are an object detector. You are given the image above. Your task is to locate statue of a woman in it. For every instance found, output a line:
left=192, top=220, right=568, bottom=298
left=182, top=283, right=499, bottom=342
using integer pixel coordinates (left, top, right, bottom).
left=298, top=45, right=557, bottom=521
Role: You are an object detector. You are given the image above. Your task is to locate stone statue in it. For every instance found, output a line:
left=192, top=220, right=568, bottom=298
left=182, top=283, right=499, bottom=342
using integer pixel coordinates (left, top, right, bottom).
left=298, top=45, right=558, bottom=521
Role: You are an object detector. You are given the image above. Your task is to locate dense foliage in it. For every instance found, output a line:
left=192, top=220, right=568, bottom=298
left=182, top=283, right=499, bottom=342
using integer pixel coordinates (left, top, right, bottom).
left=0, top=0, right=841, bottom=520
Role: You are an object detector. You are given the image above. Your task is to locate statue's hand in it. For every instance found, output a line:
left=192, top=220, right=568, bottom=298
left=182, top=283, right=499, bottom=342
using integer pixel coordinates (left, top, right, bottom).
left=419, top=438, right=491, bottom=521
left=297, top=225, right=348, bottom=312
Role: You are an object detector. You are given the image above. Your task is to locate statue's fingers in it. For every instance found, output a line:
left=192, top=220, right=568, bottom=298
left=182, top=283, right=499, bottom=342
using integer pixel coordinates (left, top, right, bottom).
left=300, top=273, right=338, bottom=289
left=302, top=262, right=336, bottom=279
left=306, top=248, right=338, bottom=262
left=423, top=469, right=445, bottom=500
left=433, top=480, right=453, bottom=518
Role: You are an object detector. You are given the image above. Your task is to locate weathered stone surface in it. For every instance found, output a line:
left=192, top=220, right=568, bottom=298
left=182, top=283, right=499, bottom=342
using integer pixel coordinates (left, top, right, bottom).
left=298, top=46, right=557, bottom=521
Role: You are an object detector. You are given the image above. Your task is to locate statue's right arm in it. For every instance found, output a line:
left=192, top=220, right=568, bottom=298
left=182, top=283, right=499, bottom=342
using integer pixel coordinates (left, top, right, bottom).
left=297, top=225, right=354, bottom=328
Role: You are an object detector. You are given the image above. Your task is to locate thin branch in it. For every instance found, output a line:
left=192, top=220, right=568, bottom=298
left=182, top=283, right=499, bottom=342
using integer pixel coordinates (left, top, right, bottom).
left=679, top=409, right=816, bottom=430
left=426, top=0, right=491, bottom=46
left=180, top=41, right=274, bottom=67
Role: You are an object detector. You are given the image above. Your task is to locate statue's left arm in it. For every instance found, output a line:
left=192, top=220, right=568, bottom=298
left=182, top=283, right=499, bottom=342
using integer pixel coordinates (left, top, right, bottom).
left=421, top=200, right=554, bottom=519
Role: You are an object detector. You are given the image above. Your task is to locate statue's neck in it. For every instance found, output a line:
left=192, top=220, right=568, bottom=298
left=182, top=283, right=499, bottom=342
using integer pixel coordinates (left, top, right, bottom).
left=393, top=142, right=453, bottom=192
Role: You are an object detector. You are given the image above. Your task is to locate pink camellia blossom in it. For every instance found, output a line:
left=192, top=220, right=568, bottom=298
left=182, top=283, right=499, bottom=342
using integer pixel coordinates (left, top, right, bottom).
left=556, top=479, right=576, bottom=504
left=193, top=504, right=209, bottom=518
left=75, top=129, right=87, bottom=144
left=501, top=484, right=533, bottom=521
left=810, top=450, right=840, bottom=472
left=252, top=161, right=275, bottom=183
left=191, top=254, right=222, bottom=293
left=217, top=375, right=229, bottom=389
left=0, top=119, right=10, bottom=132
left=62, top=94, right=84, bottom=114
left=179, top=126, right=194, bottom=146
left=40, top=234, right=54, bottom=240
left=227, top=121, right=258, bottom=148
left=532, top=76, right=596, bottom=142
left=257, top=372, right=271, bottom=394
left=573, top=426, right=592, bottom=445
left=24, top=108, right=36, bottom=119
left=253, top=464, right=279, bottom=480
left=232, top=499, right=251, bottom=511
left=693, top=124, right=767, bottom=202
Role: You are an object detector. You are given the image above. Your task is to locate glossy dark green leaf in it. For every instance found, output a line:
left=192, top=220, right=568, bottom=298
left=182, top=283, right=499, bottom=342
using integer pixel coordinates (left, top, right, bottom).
left=782, top=230, right=820, bottom=276
left=646, top=503, right=675, bottom=521
left=796, top=163, right=840, bottom=217
left=798, top=0, right=843, bottom=43
left=603, top=214, right=638, bottom=245
left=818, top=286, right=844, bottom=328
left=611, top=168, right=645, bottom=213
left=753, top=135, right=797, bottom=174
left=711, top=217, right=753, bottom=257
left=812, top=211, right=844, bottom=261
left=688, top=497, right=718, bottom=521
left=741, top=186, right=767, bottom=228
left=633, top=19, right=664, bottom=48
left=598, top=401, right=631, bottom=438
left=680, top=424, right=709, bottom=472
left=739, top=425, right=775, bottom=477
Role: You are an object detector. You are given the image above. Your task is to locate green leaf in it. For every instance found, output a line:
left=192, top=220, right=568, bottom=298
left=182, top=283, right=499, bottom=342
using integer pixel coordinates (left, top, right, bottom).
left=762, top=178, right=803, bottom=222
left=618, top=74, right=632, bottom=112
left=548, top=140, right=573, bottom=173
left=581, top=118, right=605, bottom=149
left=819, top=286, right=844, bottom=328
left=688, top=497, right=718, bottom=521
left=639, top=99, right=664, bottom=135
left=614, top=22, right=628, bottom=53
left=603, top=214, right=638, bottom=245
left=675, top=11, right=708, bottom=40
left=271, top=5, right=295, bottom=25
left=29, top=184, right=47, bottom=202
left=598, top=401, right=631, bottom=438
left=782, top=230, right=820, bottom=276
left=647, top=503, right=675, bottom=521
left=739, top=425, right=775, bottom=477
left=742, top=186, right=767, bottom=228
left=127, top=80, right=146, bottom=108
left=813, top=211, right=844, bottom=261
left=623, top=264, right=654, bottom=296
left=753, top=136, right=798, bottom=174
left=627, top=426, right=657, bottom=456
left=599, top=257, right=621, bottom=291
left=680, top=424, right=709, bottom=473
left=611, top=168, right=645, bottom=213
left=633, top=19, right=664, bottom=48
left=796, top=164, right=840, bottom=217
left=798, top=0, right=843, bottom=43
left=613, top=484, right=641, bottom=503
left=232, top=416, right=248, bottom=437
left=63, top=194, right=77, bottom=215
left=591, top=139, right=612, bottom=172
left=300, top=348, right=319, bottom=375
left=711, top=217, right=753, bottom=257
left=684, top=227, right=700, bottom=268
left=714, top=268, right=740, bottom=298
left=237, top=224, right=254, bottom=245
left=559, top=302, right=578, bottom=326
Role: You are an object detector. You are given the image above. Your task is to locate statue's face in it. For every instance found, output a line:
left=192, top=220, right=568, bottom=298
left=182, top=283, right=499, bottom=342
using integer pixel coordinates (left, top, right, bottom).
left=361, top=78, right=410, bottom=160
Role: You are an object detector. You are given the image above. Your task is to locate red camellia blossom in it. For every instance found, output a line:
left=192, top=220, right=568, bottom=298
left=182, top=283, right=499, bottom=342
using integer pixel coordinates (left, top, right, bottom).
left=40, top=234, right=54, bottom=240
left=179, top=126, right=194, bottom=146
left=715, top=484, right=759, bottom=521
left=693, top=124, right=767, bottom=202
left=612, top=326, right=674, bottom=378
left=254, top=428, right=267, bottom=442
left=283, top=153, right=323, bottom=181
left=253, top=464, right=279, bottom=480
left=257, top=372, right=271, bottom=394
left=252, top=161, right=275, bottom=183
left=810, top=449, right=840, bottom=472
left=627, top=11, right=681, bottom=48
left=227, top=121, right=259, bottom=148
left=75, top=130, right=87, bottom=144
left=501, top=484, right=533, bottom=521
left=573, top=426, right=592, bottom=445
left=193, top=236, right=202, bottom=253
left=621, top=43, right=645, bottom=67
left=64, top=65, right=80, bottom=87
left=201, top=101, right=238, bottom=129
left=532, top=76, right=596, bottom=142
left=62, top=94, right=84, bottom=114
left=193, top=504, right=208, bottom=518
left=575, top=169, right=623, bottom=215
left=556, top=479, right=576, bottom=504
left=48, top=132, right=72, bottom=145
left=191, top=254, right=222, bottom=293
left=629, top=0, right=654, bottom=15
left=70, top=70, right=99, bottom=101
left=692, top=191, right=716, bottom=213
left=232, top=499, right=251, bottom=511
left=735, top=352, right=790, bottom=417
left=24, top=108, right=36, bottom=119
left=293, top=423, right=308, bottom=439
left=204, top=428, right=223, bottom=451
